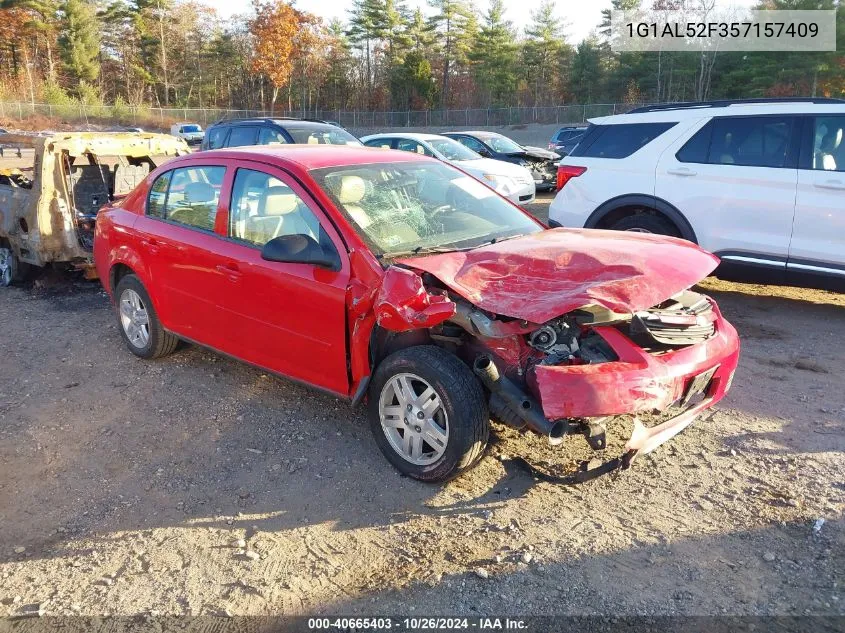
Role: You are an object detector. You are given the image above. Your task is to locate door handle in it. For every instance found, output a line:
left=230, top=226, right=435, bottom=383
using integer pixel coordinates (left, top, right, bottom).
left=667, top=167, right=697, bottom=177
left=215, top=263, right=242, bottom=281
left=141, top=237, right=161, bottom=254
left=814, top=179, right=845, bottom=191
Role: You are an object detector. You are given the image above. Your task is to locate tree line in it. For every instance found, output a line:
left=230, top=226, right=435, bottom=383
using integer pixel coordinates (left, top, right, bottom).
left=0, top=0, right=842, bottom=115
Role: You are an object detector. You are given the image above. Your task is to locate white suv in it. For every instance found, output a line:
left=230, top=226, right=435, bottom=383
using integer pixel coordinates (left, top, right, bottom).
left=549, top=98, right=845, bottom=290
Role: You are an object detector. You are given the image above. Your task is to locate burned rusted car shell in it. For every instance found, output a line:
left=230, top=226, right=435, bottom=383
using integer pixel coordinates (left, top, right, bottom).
left=0, top=132, right=188, bottom=278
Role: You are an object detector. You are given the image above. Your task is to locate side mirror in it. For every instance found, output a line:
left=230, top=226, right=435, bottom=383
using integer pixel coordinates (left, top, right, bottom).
left=478, top=148, right=492, bottom=158
left=261, top=234, right=340, bottom=270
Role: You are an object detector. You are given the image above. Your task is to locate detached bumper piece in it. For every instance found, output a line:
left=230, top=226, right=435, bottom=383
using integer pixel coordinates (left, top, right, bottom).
left=508, top=396, right=717, bottom=486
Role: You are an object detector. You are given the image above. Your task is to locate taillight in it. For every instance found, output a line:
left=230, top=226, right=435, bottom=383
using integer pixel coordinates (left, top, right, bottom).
left=556, top=165, right=586, bottom=191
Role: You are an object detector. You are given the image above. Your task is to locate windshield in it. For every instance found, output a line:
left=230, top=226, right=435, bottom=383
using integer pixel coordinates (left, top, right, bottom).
left=286, top=125, right=362, bottom=146
left=428, top=138, right=481, bottom=162
left=181, top=125, right=202, bottom=133
left=312, top=161, right=541, bottom=259
left=482, top=134, right=523, bottom=154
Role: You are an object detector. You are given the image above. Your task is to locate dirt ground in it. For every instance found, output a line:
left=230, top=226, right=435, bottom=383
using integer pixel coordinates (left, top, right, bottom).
left=0, top=196, right=843, bottom=621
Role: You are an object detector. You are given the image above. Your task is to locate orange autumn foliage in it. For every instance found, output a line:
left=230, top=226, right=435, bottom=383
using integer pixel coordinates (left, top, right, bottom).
left=249, top=0, right=303, bottom=94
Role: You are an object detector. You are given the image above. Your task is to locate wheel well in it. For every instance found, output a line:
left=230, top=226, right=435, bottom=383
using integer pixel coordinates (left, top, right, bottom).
left=370, top=327, right=433, bottom=370
left=594, top=205, right=675, bottom=231
left=109, top=263, right=134, bottom=294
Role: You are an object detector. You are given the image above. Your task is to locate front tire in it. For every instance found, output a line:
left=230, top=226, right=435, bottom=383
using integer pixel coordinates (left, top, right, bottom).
left=114, top=274, right=178, bottom=359
left=368, top=346, right=489, bottom=482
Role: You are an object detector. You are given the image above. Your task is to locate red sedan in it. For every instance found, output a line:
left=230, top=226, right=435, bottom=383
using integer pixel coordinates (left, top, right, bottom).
left=94, top=146, right=740, bottom=482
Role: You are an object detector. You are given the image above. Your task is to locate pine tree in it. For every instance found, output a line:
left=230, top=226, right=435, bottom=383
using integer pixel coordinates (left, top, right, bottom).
left=58, top=0, right=100, bottom=86
left=469, top=0, right=517, bottom=106
left=522, top=0, right=568, bottom=106
left=427, top=0, right=474, bottom=107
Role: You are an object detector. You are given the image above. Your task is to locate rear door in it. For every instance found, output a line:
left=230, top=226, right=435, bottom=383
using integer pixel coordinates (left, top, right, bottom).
left=363, top=137, right=395, bottom=149
left=789, top=114, right=845, bottom=278
left=655, top=115, right=800, bottom=268
left=212, top=161, right=351, bottom=395
left=226, top=126, right=260, bottom=148
left=133, top=161, right=232, bottom=346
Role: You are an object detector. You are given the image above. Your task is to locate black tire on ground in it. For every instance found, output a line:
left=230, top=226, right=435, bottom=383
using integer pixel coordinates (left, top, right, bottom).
left=368, top=345, right=489, bottom=483
left=609, top=212, right=681, bottom=237
left=0, top=246, right=30, bottom=287
left=114, top=273, right=179, bottom=360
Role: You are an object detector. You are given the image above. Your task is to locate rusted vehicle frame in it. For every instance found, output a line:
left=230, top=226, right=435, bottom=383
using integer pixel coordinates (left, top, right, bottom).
left=0, top=132, right=188, bottom=281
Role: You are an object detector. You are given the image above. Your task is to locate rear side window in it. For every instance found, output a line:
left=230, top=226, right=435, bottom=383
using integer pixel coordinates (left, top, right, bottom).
left=570, top=122, right=676, bottom=159
left=206, top=127, right=227, bottom=150
left=678, top=116, right=795, bottom=168
left=147, top=171, right=171, bottom=219
left=810, top=116, right=844, bottom=172
left=676, top=122, right=713, bottom=163
left=227, top=126, right=259, bottom=148
left=286, top=125, right=361, bottom=145
left=709, top=117, right=793, bottom=168
left=147, top=166, right=225, bottom=231
left=364, top=138, right=393, bottom=149
left=258, top=127, right=287, bottom=145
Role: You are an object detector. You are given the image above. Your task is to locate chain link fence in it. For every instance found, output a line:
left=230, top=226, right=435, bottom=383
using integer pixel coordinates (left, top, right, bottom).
left=0, top=102, right=648, bottom=130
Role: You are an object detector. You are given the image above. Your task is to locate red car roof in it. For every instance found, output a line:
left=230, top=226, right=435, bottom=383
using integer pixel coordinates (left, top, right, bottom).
left=182, top=145, right=434, bottom=170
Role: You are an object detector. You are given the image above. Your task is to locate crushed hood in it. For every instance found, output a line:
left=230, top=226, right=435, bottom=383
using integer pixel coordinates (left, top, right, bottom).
left=512, top=146, right=559, bottom=161
left=398, top=228, right=719, bottom=323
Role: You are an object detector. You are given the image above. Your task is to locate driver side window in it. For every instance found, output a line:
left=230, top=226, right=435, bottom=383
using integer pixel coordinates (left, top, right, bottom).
left=397, top=139, right=433, bottom=156
left=228, top=168, right=322, bottom=248
left=457, top=136, right=487, bottom=154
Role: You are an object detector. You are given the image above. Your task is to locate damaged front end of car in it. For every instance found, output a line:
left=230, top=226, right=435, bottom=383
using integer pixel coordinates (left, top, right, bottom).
left=351, top=229, right=741, bottom=481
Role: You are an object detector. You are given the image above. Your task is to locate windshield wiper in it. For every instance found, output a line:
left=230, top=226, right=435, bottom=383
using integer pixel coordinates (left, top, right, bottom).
left=383, top=234, right=528, bottom=260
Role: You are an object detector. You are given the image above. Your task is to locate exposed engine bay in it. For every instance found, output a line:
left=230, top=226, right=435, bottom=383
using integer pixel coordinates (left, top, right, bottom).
left=522, top=156, right=558, bottom=188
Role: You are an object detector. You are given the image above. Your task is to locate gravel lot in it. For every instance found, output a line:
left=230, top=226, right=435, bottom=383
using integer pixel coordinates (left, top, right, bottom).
left=0, top=195, right=843, bottom=620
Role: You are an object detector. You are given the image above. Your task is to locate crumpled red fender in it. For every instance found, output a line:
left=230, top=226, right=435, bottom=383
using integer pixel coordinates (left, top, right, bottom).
left=373, top=266, right=456, bottom=331
left=347, top=262, right=457, bottom=396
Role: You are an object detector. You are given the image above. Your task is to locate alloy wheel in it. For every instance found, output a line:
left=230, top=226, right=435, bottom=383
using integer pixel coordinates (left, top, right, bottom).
left=119, top=288, right=151, bottom=349
left=378, top=372, right=449, bottom=466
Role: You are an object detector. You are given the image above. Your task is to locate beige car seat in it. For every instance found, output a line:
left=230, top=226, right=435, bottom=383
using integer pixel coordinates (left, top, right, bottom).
left=335, top=175, right=421, bottom=249
left=817, top=128, right=843, bottom=171
left=169, top=181, right=217, bottom=229
left=242, top=186, right=315, bottom=245
left=337, top=176, right=372, bottom=228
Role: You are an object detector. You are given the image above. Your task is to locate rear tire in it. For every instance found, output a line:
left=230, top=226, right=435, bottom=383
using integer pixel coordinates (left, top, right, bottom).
left=368, top=346, right=489, bottom=482
left=0, top=246, right=29, bottom=287
left=609, top=212, right=681, bottom=237
left=114, top=274, right=178, bottom=359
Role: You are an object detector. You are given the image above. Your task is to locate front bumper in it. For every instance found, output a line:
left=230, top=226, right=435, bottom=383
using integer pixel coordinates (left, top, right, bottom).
left=504, top=181, right=536, bottom=205
left=528, top=304, right=740, bottom=421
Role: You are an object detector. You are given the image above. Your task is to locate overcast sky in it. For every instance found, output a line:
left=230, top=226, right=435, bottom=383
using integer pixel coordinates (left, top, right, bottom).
left=199, top=0, right=758, bottom=45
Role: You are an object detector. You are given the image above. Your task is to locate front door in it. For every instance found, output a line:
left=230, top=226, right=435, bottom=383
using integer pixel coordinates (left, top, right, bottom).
left=212, top=162, right=351, bottom=395
left=789, top=114, right=845, bottom=280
